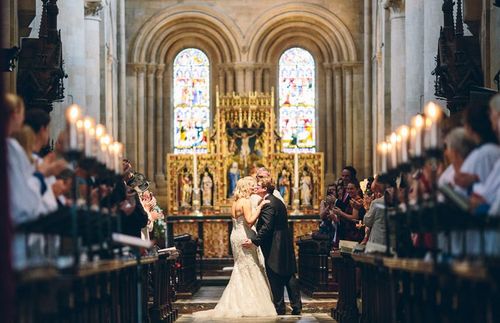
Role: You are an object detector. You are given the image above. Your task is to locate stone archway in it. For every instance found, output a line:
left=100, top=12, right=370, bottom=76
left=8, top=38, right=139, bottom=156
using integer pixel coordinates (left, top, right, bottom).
left=245, top=3, right=364, bottom=181
left=127, top=5, right=243, bottom=200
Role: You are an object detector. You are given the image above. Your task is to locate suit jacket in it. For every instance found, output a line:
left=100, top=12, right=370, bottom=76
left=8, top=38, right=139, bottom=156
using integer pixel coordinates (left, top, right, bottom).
left=251, top=194, right=297, bottom=276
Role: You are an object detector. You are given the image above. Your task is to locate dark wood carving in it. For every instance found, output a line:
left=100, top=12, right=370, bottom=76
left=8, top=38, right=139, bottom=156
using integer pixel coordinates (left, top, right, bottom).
left=432, top=0, right=483, bottom=114
left=17, top=0, right=66, bottom=112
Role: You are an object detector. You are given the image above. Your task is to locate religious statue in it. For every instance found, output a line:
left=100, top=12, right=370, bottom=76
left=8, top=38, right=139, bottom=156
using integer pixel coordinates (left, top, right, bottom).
left=300, top=170, right=312, bottom=206
left=233, top=131, right=257, bottom=167
left=201, top=171, right=214, bottom=207
left=180, top=174, right=193, bottom=207
left=227, top=161, right=240, bottom=198
left=278, top=169, right=291, bottom=206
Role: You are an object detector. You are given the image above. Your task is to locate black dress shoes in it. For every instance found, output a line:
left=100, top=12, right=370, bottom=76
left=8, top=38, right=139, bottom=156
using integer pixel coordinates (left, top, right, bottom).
left=291, top=309, right=301, bottom=315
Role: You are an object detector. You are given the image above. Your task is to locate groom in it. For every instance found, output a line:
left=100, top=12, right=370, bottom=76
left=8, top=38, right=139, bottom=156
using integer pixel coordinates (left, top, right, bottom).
left=242, top=177, right=302, bottom=315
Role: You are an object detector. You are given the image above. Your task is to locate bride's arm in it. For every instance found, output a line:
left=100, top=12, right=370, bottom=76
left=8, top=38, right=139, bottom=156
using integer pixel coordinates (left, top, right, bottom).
left=242, top=198, right=269, bottom=227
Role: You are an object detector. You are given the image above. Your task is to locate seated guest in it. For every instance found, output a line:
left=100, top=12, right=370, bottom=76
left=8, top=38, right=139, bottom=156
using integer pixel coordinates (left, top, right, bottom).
left=333, top=181, right=365, bottom=242
left=470, top=94, right=500, bottom=211
left=24, top=108, right=67, bottom=211
left=439, top=127, right=476, bottom=194
left=363, top=176, right=387, bottom=248
left=468, top=94, right=500, bottom=256
left=5, top=94, right=64, bottom=225
left=319, top=184, right=339, bottom=247
left=454, top=103, right=500, bottom=193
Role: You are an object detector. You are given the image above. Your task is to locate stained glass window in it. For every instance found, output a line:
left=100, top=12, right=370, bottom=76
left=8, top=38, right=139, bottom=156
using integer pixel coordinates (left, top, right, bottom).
left=278, top=47, right=316, bottom=153
left=173, top=48, right=210, bottom=153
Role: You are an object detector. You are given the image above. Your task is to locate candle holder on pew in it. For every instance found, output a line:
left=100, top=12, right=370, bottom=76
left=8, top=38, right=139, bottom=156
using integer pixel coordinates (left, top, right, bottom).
left=112, top=233, right=153, bottom=323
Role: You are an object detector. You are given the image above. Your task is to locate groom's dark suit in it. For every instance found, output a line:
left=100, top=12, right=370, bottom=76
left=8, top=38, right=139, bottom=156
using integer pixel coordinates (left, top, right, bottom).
left=251, top=193, right=302, bottom=315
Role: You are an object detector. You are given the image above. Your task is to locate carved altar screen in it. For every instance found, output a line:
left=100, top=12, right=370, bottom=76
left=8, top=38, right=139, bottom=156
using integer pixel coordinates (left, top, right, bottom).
left=278, top=47, right=316, bottom=153
left=173, top=48, right=210, bottom=153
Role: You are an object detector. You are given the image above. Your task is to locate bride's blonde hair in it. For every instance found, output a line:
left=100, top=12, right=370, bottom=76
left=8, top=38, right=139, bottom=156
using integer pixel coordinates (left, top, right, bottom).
left=233, top=176, right=257, bottom=200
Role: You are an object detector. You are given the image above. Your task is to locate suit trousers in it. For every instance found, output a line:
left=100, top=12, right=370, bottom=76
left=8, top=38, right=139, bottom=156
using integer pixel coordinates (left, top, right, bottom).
left=266, top=266, right=302, bottom=315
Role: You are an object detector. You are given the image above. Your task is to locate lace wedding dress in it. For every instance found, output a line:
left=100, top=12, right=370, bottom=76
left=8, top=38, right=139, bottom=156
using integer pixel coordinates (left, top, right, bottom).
left=193, top=215, right=277, bottom=318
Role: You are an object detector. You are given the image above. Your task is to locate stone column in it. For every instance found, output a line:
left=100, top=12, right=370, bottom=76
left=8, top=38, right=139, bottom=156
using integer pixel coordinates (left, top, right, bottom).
left=146, top=64, right=156, bottom=181
left=405, top=0, right=424, bottom=121
left=263, top=68, right=271, bottom=93
left=385, top=0, right=406, bottom=130
left=245, top=67, right=254, bottom=92
left=325, top=66, right=335, bottom=179
left=218, top=67, right=225, bottom=94
left=344, top=67, right=354, bottom=166
left=117, top=0, right=127, bottom=142
left=364, top=0, right=373, bottom=177
left=84, top=1, right=103, bottom=122
left=333, top=67, right=344, bottom=176
left=136, top=64, right=146, bottom=174
left=423, top=0, right=443, bottom=103
left=236, top=66, right=245, bottom=94
left=225, top=68, right=234, bottom=93
left=254, top=67, right=263, bottom=93
left=126, top=64, right=138, bottom=166
left=155, top=64, right=166, bottom=184
left=59, top=0, right=87, bottom=106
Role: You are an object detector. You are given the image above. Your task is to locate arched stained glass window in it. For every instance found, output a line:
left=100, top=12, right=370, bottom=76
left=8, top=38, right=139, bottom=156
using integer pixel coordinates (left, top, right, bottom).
left=173, top=48, right=210, bottom=153
left=278, top=47, right=316, bottom=153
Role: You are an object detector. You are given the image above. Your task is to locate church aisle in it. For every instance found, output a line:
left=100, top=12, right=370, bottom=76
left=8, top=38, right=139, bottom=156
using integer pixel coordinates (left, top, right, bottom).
left=176, top=314, right=337, bottom=323
left=174, top=286, right=337, bottom=315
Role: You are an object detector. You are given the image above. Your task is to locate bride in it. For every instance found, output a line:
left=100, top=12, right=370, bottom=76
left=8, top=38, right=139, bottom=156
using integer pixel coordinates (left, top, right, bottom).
left=193, top=176, right=277, bottom=318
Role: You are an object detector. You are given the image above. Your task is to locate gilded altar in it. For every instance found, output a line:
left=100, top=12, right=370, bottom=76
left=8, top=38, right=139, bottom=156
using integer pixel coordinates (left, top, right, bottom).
left=166, top=89, right=324, bottom=215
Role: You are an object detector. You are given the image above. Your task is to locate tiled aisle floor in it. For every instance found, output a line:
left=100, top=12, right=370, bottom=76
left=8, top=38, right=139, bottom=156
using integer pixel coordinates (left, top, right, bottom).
left=176, top=314, right=337, bottom=323
left=174, top=286, right=338, bottom=322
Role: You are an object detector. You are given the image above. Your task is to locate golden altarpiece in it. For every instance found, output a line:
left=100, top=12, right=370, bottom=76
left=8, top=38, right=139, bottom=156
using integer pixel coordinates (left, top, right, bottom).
left=166, top=89, right=324, bottom=258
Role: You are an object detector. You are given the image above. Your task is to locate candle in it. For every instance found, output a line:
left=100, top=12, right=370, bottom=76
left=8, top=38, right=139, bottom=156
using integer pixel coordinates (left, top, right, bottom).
left=65, top=104, right=82, bottom=151
left=424, top=102, right=443, bottom=149
left=193, top=151, right=198, bottom=189
left=83, top=117, right=95, bottom=158
left=397, top=125, right=410, bottom=164
left=94, top=124, right=105, bottom=163
left=294, top=153, right=299, bottom=189
left=114, top=142, right=124, bottom=174
left=410, top=114, right=425, bottom=158
left=389, top=132, right=398, bottom=170
left=377, top=142, right=388, bottom=174
left=100, top=134, right=112, bottom=167
left=76, top=119, right=85, bottom=152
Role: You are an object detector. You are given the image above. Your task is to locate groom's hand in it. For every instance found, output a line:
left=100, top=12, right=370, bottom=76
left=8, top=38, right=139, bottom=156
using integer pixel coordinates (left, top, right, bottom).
left=242, top=238, right=254, bottom=249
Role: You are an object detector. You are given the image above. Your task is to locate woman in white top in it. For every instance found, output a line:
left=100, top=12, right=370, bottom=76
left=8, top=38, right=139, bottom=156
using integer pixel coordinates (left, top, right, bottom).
left=454, top=102, right=500, bottom=256
left=455, top=103, right=500, bottom=193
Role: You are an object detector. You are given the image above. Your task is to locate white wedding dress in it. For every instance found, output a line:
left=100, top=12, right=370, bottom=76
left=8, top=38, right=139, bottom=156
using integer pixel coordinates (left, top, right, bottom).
left=193, top=215, right=277, bottom=318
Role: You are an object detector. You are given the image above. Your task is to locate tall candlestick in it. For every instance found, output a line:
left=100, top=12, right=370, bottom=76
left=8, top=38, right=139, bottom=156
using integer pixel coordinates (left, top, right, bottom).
left=100, top=134, right=111, bottom=168
left=378, top=142, right=388, bottom=174
left=397, top=125, right=410, bottom=164
left=410, top=114, right=425, bottom=158
left=114, top=142, right=124, bottom=174
left=389, top=132, right=398, bottom=170
left=294, top=153, right=299, bottom=189
left=83, top=117, right=95, bottom=158
left=65, top=104, right=82, bottom=152
left=193, top=151, right=198, bottom=189
left=424, top=102, right=443, bottom=150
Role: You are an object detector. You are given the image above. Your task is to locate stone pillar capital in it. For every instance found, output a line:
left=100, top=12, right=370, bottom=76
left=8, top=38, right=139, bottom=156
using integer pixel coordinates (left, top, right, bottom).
left=84, top=0, right=104, bottom=17
left=131, top=63, right=146, bottom=73
left=146, top=63, right=157, bottom=75
left=156, top=64, right=166, bottom=78
left=382, top=0, right=405, bottom=17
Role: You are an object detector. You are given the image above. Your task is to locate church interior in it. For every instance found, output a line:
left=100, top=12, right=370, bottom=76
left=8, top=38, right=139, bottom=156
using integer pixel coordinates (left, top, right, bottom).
left=1, top=0, right=499, bottom=322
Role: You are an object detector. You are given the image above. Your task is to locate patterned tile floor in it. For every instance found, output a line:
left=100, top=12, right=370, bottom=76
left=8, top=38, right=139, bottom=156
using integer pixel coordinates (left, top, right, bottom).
left=176, top=313, right=337, bottom=323
left=174, top=286, right=337, bottom=321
